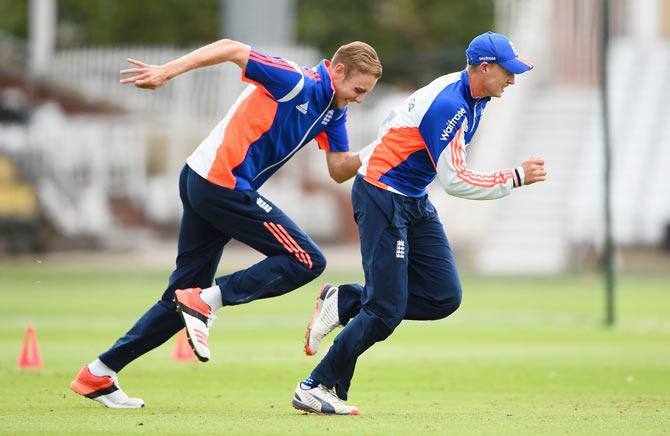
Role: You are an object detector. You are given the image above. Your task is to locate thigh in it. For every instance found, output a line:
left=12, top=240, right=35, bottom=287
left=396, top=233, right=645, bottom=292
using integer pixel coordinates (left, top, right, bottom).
left=354, top=178, right=409, bottom=321
left=404, top=210, right=462, bottom=320
left=187, top=168, right=323, bottom=270
left=163, top=166, right=230, bottom=299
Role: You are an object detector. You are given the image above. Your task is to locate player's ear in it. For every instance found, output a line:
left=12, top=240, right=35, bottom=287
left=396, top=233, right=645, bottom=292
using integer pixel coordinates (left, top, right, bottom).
left=332, top=62, right=347, bottom=78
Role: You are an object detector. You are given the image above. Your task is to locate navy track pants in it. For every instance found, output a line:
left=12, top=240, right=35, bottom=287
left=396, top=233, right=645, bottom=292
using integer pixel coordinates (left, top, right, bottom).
left=100, top=164, right=326, bottom=371
left=311, top=176, right=462, bottom=400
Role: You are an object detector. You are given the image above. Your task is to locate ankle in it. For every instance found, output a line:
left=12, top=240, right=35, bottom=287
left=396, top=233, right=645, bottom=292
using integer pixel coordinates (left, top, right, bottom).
left=300, top=376, right=320, bottom=389
left=200, top=285, right=223, bottom=311
left=88, top=358, right=116, bottom=378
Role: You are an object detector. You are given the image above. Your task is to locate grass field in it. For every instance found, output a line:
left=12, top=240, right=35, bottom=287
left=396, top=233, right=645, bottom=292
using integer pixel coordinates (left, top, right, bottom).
left=1, top=262, right=669, bottom=435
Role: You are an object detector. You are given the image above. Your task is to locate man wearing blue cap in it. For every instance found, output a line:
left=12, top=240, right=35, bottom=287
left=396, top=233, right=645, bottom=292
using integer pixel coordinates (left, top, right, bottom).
left=292, top=31, right=546, bottom=415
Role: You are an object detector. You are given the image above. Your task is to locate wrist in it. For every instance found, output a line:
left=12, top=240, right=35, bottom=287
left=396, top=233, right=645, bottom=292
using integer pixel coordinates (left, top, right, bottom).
left=163, top=63, right=179, bottom=80
left=513, top=166, right=525, bottom=188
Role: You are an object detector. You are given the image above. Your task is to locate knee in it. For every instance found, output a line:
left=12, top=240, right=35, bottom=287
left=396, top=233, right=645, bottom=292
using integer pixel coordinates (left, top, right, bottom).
left=309, top=249, right=327, bottom=277
left=436, top=297, right=461, bottom=319
left=433, top=287, right=462, bottom=319
left=292, top=247, right=326, bottom=282
left=363, top=308, right=403, bottom=341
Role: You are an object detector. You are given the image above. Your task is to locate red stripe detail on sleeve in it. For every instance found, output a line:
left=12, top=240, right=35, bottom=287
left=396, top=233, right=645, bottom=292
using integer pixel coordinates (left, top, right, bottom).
left=250, top=50, right=292, bottom=68
left=249, top=54, right=297, bottom=73
left=303, top=69, right=321, bottom=81
left=449, top=127, right=513, bottom=187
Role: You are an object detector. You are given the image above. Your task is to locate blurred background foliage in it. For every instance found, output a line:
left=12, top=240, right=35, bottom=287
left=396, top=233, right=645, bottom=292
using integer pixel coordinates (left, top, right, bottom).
left=0, top=0, right=494, bottom=84
left=298, top=0, right=494, bottom=84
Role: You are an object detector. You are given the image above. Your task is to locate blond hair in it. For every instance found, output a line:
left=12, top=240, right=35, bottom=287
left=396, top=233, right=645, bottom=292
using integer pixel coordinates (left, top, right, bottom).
left=332, top=41, right=382, bottom=79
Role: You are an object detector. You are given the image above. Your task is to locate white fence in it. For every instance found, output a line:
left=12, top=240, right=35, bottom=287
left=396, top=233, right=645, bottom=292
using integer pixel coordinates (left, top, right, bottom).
left=4, top=44, right=391, bottom=243
left=3, top=9, right=669, bottom=270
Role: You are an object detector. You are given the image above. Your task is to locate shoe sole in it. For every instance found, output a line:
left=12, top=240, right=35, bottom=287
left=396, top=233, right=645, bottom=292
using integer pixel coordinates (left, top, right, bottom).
left=175, top=299, right=210, bottom=363
left=304, top=283, right=330, bottom=356
left=94, top=396, right=145, bottom=409
left=291, top=399, right=359, bottom=416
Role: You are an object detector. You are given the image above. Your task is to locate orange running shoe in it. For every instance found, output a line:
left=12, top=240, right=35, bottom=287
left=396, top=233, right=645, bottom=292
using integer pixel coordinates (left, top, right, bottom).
left=70, top=366, right=144, bottom=408
left=174, top=288, right=215, bottom=362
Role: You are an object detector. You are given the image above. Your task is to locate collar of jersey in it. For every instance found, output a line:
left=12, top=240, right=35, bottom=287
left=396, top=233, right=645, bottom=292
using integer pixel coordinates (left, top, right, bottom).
left=316, top=60, right=345, bottom=113
left=460, top=69, right=490, bottom=107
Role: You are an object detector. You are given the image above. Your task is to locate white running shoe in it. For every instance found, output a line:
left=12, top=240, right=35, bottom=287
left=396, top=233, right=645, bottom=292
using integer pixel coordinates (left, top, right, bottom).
left=305, top=283, right=342, bottom=356
left=174, top=288, right=216, bottom=362
left=292, top=382, right=359, bottom=415
left=70, top=366, right=144, bottom=408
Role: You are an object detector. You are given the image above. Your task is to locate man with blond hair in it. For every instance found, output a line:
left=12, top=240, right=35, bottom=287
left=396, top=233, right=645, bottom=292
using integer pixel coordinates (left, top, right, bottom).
left=70, top=38, right=382, bottom=408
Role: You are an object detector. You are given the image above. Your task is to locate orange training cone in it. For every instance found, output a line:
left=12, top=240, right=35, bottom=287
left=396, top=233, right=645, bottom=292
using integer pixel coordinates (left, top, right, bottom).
left=173, top=329, right=196, bottom=362
left=18, top=325, right=42, bottom=369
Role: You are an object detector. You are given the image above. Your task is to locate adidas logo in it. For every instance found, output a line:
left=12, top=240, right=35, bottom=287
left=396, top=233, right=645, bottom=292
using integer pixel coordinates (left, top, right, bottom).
left=296, top=101, right=309, bottom=114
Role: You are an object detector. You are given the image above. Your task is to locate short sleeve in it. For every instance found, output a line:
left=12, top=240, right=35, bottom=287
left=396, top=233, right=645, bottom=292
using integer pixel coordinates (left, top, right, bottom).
left=315, top=110, right=349, bottom=152
left=243, top=49, right=304, bottom=102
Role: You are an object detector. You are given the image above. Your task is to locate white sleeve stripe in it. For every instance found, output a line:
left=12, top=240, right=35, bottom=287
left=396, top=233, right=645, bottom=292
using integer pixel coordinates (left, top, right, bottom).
left=277, top=60, right=305, bottom=103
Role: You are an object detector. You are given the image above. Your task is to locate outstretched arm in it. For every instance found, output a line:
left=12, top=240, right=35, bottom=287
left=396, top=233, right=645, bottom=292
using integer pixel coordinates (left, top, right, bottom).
left=119, top=39, right=251, bottom=89
left=325, top=151, right=362, bottom=183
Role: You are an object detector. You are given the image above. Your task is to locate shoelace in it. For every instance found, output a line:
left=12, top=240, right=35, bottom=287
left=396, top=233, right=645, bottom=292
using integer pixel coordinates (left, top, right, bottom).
left=110, top=374, right=141, bottom=403
left=109, top=375, right=129, bottom=399
left=320, top=385, right=345, bottom=407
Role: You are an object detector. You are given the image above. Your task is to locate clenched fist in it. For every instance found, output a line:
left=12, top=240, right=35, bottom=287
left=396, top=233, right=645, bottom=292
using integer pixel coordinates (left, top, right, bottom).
left=521, top=156, right=547, bottom=185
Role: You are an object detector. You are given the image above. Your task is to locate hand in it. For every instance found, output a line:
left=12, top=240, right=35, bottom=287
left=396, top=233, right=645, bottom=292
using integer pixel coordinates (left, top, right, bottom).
left=119, top=58, right=171, bottom=89
left=521, top=156, right=547, bottom=185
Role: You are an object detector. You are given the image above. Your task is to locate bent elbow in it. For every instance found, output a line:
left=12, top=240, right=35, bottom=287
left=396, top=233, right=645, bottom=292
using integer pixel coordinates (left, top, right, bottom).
left=329, top=172, right=347, bottom=184
left=217, top=38, right=236, bottom=47
left=441, top=178, right=461, bottom=196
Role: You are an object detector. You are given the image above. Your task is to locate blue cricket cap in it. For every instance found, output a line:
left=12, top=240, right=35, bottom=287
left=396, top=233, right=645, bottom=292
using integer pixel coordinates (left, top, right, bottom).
left=466, top=31, right=534, bottom=74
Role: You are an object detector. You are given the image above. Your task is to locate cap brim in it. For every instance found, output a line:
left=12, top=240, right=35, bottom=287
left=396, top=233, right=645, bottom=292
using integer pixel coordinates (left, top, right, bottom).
left=499, top=57, right=534, bottom=74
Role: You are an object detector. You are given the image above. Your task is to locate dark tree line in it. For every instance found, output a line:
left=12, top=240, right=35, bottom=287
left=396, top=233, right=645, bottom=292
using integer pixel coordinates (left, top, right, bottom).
left=0, top=0, right=494, bottom=85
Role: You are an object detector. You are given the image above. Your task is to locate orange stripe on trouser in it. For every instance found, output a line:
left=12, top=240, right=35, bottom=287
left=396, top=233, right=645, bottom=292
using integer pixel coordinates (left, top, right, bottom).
left=263, top=222, right=312, bottom=269
left=270, top=223, right=311, bottom=267
left=275, top=223, right=313, bottom=269
left=267, top=222, right=312, bottom=268
left=266, top=222, right=309, bottom=266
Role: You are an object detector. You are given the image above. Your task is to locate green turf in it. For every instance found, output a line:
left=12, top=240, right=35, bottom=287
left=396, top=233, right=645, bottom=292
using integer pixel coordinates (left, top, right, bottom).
left=0, top=262, right=668, bottom=435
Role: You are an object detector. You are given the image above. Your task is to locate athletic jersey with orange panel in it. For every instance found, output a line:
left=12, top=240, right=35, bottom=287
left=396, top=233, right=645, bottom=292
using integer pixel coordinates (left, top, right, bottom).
left=359, top=69, right=522, bottom=199
left=186, top=49, right=349, bottom=191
